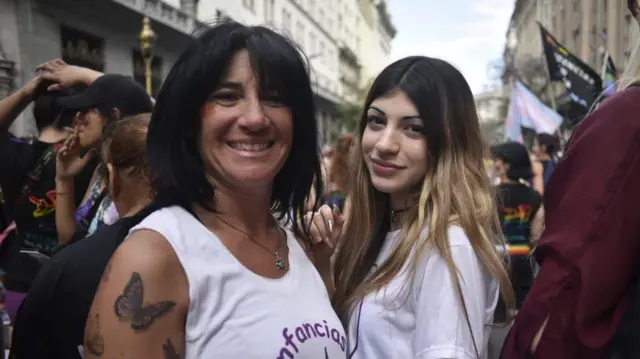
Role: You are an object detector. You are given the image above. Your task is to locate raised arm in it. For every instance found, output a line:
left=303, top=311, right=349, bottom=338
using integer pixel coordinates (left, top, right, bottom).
left=0, top=76, right=43, bottom=131
left=85, top=229, right=189, bottom=359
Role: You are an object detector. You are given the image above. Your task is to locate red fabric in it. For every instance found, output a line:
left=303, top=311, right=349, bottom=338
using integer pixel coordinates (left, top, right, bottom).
left=500, top=87, right=640, bottom=359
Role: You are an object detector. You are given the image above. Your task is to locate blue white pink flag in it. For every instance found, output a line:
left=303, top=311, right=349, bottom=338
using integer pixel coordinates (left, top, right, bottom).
left=505, top=81, right=563, bottom=142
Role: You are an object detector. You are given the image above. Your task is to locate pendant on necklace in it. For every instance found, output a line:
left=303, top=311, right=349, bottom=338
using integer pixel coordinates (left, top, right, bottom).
left=275, top=252, right=287, bottom=272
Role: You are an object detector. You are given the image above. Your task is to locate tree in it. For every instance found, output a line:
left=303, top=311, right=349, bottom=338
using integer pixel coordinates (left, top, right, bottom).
left=334, top=78, right=371, bottom=135
left=335, top=101, right=361, bottom=133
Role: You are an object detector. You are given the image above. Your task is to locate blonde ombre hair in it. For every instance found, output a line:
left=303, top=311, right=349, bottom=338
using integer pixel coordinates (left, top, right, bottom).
left=332, top=57, right=515, bottom=340
left=619, top=14, right=640, bottom=91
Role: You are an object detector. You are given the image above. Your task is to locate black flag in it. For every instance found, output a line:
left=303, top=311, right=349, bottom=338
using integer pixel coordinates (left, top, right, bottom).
left=538, top=23, right=602, bottom=110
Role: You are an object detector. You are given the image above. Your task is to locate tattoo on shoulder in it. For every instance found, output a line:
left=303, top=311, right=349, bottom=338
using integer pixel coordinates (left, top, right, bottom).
left=113, top=272, right=176, bottom=330
left=85, top=313, right=105, bottom=356
left=162, top=339, right=181, bottom=359
left=101, top=261, right=112, bottom=282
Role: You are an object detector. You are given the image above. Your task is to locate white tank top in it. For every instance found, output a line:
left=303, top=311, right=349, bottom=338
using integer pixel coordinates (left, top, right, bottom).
left=130, top=206, right=347, bottom=359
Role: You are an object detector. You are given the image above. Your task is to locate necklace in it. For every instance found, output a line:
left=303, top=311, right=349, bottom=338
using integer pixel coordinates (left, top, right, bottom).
left=214, top=214, right=288, bottom=272
left=390, top=207, right=409, bottom=224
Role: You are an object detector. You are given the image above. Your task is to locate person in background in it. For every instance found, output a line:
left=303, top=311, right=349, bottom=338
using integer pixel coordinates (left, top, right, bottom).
left=531, top=133, right=559, bottom=186
left=491, top=142, right=544, bottom=318
left=306, top=144, right=335, bottom=213
left=305, top=56, right=514, bottom=359
left=85, top=21, right=343, bottom=359
left=9, top=114, right=153, bottom=359
left=500, top=2, right=640, bottom=357
left=325, top=134, right=353, bottom=212
left=38, top=60, right=153, bottom=246
left=0, top=67, right=100, bottom=322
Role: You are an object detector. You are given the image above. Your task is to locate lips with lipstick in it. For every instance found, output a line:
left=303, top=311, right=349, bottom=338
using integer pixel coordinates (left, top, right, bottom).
left=370, top=158, right=405, bottom=176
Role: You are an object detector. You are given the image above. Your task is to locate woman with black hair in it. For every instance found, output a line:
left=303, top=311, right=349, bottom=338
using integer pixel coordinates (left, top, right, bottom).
left=85, top=22, right=344, bottom=359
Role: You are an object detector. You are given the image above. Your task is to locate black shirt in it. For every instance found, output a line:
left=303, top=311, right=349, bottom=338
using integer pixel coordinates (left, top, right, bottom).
left=495, top=182, right=543, bottom=246
left=9, top=220, right=128, bottom=359
left=0, top=132, right=96, bottom=291
left=495, top=182, right=543, bottom=308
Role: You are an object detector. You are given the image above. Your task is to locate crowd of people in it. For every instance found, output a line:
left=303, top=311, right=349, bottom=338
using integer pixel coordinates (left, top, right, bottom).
left=0, top=6, right=638, bottom=359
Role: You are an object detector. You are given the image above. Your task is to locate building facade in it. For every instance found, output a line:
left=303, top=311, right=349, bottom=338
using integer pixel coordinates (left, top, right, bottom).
left=357, top=0, right=396, bottom=88
left=505, top=0, right=634, bottom=89
left=197, top=0, right=395, bottom=144
left=548, top=0, right=634, bottom=72
left=475, top=89, right=507, bottom=144
left=198, top=0, right=343, bottom=144
left=0, top=0, right=201, bottom=136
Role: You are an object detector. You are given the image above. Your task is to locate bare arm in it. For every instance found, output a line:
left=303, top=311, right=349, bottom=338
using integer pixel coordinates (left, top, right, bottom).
left=85, top=229, right=188, bottom=359
left=0, top=77, right=42, bottom=131
left=532, top=160, right=544, bottom=195
left=530, top=205, right=545, bottom=248
left=55, top=131, right=97, bottom=245
left=55, top=176, right=78, bottom=245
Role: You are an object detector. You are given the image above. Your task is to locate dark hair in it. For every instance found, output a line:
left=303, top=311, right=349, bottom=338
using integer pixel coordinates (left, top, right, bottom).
left=491, top=142, right=533, bottom=181
left=146, top=21, right=322, bottom=225
left=537, top=133, right=559, bottom=157
left=359, top=56, right=485, bottom=160
left=32, top=87, right=81, bottom=131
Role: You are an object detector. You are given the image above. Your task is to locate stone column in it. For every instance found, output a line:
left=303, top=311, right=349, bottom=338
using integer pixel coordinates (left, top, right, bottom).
left=606, top=0, right=620, bottom=64
left=581, top=0, right=593, bottom=60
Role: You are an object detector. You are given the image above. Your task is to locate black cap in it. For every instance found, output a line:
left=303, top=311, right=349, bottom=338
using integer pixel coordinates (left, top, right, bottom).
left=491, top=142, right=533, bottom=181
left=58, top=74, right=153, bottom=117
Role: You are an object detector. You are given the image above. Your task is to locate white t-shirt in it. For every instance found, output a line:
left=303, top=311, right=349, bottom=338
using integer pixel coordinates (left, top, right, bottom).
left=131, top=206, right=347, bottom=359
left=346, top=226, right=499, bottom=359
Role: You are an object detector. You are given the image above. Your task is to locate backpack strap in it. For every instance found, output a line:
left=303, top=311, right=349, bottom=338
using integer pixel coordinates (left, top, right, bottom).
left=18, top=143, right=58, bottom=200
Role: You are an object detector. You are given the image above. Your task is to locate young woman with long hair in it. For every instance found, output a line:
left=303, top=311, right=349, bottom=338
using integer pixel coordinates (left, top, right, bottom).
left=305, top=56, right=514, bottom=358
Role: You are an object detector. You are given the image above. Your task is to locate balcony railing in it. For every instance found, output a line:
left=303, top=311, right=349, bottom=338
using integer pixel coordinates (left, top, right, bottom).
left=109, top=0, right=205, bottom=35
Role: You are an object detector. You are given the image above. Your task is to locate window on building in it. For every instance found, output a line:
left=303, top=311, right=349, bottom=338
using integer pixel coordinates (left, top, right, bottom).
left=60, top=26, right=105, bottom=71
left=243, top=0, right=255, bottom=12
left=282, top=9, right=292, bottom=33
left=319, top=41, right=326, bottom=62
left=132, top=49, right=163, bottom=97
left=264, top=0, right=275, bottom=23
left=309, top=32, right=317, bottom=54
left=308, top=0, right=315, bottom=16
left=328, top=49, right=334, bottom=70
left=296, top=22, right=305, bottom=47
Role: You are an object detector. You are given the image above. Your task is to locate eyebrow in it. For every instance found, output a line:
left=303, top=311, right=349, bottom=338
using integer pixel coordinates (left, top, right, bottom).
left=369, top=106, right=421, bottom=121
left=215, top=81, right=243, bottom=91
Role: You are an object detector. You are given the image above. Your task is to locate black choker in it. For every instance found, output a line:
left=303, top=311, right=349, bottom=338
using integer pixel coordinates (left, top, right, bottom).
left=390, top=208, right=408, bottom=223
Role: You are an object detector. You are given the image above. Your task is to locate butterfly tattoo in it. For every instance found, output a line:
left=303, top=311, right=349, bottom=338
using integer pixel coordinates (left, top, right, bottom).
left=163, top=338, right=181, bottom=359
left=113, top=272, right=176, bottom=330
left=84, top=313, right=104, bottom=356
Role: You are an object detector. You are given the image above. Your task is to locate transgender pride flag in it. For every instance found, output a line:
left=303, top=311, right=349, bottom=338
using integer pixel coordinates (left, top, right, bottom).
left=505, top=81, right=563, bottom=142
